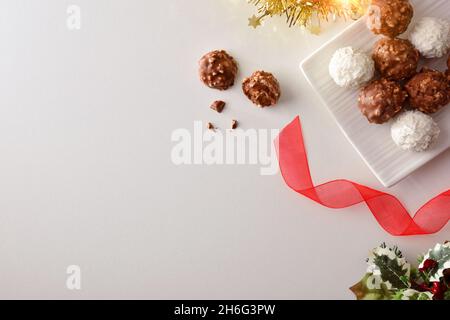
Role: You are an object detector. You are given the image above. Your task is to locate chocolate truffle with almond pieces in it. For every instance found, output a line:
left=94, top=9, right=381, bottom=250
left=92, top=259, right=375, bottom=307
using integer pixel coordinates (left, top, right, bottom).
left=358, top=78, right=407, bottom=124
left=242, top=71, right=281, bottom=107
left=199, top=50, right=238, bottom=90
left=372, top=38, right=419, bottom=81
left=405, top=68, right=450, bottom=114
left=367, top=0, right=414, bottom=38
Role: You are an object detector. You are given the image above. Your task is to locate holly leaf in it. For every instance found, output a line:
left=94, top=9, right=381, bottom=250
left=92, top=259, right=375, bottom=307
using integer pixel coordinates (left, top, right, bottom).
left=444, top=290, right=450, bottom=300
left=350, top=274, right=393, bottom=300
left=393, top=289, right=433, bottom=300
left=373, top=254, right=409, bottom=289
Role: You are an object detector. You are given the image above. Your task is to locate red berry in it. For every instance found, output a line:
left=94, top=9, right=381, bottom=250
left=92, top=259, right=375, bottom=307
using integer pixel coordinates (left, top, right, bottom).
left=419, top=259, right=438, bottom=272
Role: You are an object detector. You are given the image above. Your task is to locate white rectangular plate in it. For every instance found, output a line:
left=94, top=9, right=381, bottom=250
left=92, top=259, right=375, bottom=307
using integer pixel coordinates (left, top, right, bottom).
left=300, top=0, right=450, bottom=188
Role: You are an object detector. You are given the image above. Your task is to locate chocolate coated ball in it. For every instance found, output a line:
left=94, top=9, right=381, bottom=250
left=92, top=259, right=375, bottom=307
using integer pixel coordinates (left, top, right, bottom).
left=367, top=0, right=413, bottom=38
left=372, top=38, right=419, bottom=80
left=358, top=78, right=407, bottom=124
left=405, top=68, right=450, bottom=114
left=199, top=50, right=238, bottom=90
left=242, top=71, right=281, bottom=107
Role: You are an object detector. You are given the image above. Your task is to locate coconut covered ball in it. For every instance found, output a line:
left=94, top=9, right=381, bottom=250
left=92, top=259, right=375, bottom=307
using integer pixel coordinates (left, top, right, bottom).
left=329, top=47, right=375, bottom=88
left=391, top=110, right=440, bottom=152
left=409, top=17, right=450, bottom=58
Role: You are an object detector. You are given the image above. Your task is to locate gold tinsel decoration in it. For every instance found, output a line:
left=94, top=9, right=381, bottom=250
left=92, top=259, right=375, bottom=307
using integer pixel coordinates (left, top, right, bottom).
left=248, top=0, right=370, bottom=31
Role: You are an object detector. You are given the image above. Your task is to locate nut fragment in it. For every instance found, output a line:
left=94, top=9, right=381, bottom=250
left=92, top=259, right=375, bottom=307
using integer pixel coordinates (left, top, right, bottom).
left=210, top=100, right=226, bottom=113
left=231, top=120, right=238, bottom=130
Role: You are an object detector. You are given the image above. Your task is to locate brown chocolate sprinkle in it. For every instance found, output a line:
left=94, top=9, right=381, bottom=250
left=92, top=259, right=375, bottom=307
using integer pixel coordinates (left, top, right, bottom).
left=231, top=120, right=238, bottom=130
left=210, top=100, right=226, bottom=113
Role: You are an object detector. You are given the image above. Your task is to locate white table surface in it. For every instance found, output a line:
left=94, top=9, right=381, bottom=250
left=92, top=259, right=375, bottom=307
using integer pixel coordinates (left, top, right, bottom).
left=0, top=0, right=448, bottom=299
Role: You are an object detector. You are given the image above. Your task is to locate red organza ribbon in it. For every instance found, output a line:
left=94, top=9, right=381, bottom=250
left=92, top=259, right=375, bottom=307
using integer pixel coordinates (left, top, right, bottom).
left=275, top=117, right=450, bottom=236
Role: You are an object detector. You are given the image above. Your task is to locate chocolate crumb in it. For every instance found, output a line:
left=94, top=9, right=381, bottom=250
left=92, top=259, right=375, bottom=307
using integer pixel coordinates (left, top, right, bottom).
left=231, top=120, right=238, bottom=130
left=207, top=122, right=215, bottom=131
left=210, top=100, right=226, bottom=113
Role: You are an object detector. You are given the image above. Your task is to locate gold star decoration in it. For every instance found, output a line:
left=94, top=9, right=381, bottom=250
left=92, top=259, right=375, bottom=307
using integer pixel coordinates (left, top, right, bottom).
left=248, top=15, right=261, bottom=29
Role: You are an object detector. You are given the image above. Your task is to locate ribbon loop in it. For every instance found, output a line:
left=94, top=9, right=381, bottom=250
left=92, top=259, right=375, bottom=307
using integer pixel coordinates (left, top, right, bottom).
left=275, top=117, right=450, bottom=236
